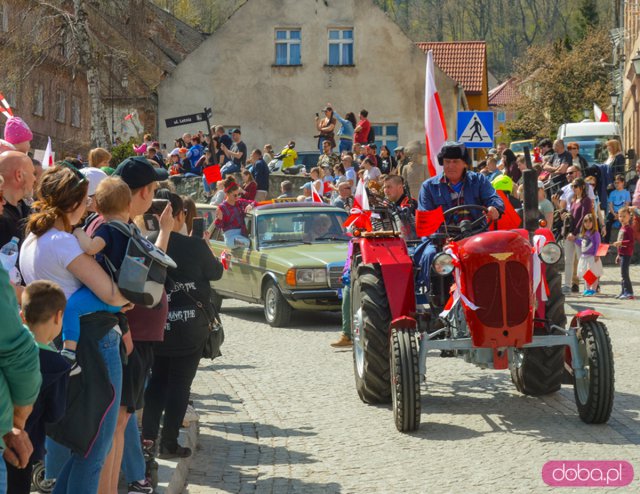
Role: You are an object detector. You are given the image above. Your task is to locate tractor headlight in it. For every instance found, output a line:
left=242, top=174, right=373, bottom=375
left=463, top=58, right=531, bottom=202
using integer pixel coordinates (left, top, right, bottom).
left=540, top=242, right=562, bottom=265
left=432, top=252, right=455, bottom=276
left=296, top=269, right=328, bottom=285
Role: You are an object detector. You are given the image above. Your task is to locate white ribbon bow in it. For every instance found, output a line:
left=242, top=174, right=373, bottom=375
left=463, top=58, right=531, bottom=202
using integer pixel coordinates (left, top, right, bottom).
left=532, top=234, right=548, bottom=302
left=439, top=247, right=479, bottom=318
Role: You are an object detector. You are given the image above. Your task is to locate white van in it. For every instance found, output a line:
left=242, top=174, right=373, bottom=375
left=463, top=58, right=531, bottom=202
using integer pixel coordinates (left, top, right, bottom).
left=557, top=120, right=621, bottom=165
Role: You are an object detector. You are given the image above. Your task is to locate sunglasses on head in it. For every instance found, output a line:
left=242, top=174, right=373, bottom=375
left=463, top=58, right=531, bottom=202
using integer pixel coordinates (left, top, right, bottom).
left=60, top=161, right=87, bottom=186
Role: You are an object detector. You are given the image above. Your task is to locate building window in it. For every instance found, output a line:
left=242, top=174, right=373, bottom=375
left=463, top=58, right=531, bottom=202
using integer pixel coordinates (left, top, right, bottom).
left=71, top=96, right=81, bottom=127
left=372, top=123, right=398, bottom=151
left=328, top=28, right=354, bottom=66
left=0, top=3, right=8, bottom=33
left=497, top=111, right=506, bottom=122
left=55, top=90, right=66, bottom=123
left=275, top=29, right=301, bottom=66
left=33, top=84, right=44, bottom=116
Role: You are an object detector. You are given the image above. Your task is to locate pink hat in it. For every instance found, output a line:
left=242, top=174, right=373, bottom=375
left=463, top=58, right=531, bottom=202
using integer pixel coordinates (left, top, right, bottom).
left=3, top=117, right=33, bottom=145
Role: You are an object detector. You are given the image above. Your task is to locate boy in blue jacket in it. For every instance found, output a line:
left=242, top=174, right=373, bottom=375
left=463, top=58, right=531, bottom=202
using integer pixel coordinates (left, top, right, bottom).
left=5, top=281, right=70, bottom=493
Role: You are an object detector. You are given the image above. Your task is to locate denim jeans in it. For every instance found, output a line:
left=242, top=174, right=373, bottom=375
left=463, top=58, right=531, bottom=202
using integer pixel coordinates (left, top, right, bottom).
left=339, top=138, right=353, bottom=153
left=220, top=162, right=240, bottom=178
left=0, top=451, right=6, bottom=494
left=202, top=175, right=213, bottom=194
left=53, top=328, right=122, bottom=494
left=121, top=412, right=146, bottom=483
left=223, top=229, right=250, bottom=248
left=45, top=437, right=71, bottom=479
left=620, top=254, right=633, bottom=295
left=341, top=285, right=352, bottom=338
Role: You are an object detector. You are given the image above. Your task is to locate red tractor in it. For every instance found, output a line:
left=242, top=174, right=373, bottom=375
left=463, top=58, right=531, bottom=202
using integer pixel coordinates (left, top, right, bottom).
left=349, top=170, right=614, bottom=432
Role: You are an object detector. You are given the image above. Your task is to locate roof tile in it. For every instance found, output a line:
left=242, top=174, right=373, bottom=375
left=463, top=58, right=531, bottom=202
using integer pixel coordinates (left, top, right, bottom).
left=415, top=41, right=486, bottom=94
left=488, top=77, right=518, bottom=106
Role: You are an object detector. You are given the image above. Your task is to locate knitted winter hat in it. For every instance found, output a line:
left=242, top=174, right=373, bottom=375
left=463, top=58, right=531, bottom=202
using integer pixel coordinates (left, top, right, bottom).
left=3, top=117, right=33, bottom=145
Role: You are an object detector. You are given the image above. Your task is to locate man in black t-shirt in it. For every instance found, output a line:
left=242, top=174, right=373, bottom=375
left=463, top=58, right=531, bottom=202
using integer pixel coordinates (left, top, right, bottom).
left=542, top=139, right=572, bottom=187
left=0, top=151, right=36, bottom=247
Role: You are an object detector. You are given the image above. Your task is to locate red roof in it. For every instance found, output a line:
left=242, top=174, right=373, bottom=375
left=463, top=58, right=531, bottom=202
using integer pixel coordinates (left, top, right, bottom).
left=415, top=41, right=486, bottom=94
left=489, top=77, right=518, bottom=107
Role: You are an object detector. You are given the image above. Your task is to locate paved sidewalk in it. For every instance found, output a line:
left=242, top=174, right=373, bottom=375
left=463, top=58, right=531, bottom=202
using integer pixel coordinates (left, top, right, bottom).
left=564, top=263, right=640, bottom=321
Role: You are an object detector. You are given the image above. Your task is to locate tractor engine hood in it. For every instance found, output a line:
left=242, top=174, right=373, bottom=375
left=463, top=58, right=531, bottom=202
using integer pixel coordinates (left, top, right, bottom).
left=455, top=230, right=534, bottom=349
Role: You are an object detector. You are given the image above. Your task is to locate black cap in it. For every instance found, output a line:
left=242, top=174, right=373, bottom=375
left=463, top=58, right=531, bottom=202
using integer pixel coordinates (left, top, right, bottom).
left=114, top=156, right=168, bottom=189
left=231, top=128, right=241, bottom=134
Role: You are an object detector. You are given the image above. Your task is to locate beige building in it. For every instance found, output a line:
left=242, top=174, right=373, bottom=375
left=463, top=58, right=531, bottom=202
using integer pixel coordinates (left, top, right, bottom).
left=157, top=0, right=462, bottom=154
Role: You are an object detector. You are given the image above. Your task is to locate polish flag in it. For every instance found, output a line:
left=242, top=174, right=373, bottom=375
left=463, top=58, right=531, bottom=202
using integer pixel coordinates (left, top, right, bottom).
left=353, top=178, right=369, bottom=211
left=43, top=137, right=54, bottom=168
left=424, top=50, right=447, bottom=177
left=593, top=103, right=609, bottom=122
left=311, top=185, right=323, bottom=203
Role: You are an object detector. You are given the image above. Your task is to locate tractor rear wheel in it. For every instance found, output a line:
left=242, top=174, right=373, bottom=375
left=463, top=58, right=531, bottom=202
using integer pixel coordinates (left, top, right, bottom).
left=510, top=264, right=566, bottom=396
left=573, top=320, right=614, bottom=424
left=352, top=264, right=391, bottom=404
left=390, top=328, right=421, bottom=432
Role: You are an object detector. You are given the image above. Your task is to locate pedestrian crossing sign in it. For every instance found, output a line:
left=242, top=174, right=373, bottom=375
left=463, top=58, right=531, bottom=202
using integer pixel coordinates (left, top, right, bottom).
left=457, top=111, right=494, bottom=148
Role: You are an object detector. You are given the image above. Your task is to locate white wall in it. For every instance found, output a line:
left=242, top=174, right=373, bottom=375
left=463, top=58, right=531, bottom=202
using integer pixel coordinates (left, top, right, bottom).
left=158, top=0, right=459, bottom=155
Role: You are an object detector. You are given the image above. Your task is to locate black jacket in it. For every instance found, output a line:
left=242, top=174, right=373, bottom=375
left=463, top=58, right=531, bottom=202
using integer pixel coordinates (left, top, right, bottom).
left=154, top=232, right=223, bottom=357
left=47, top=312, right=127, bottom=456
left=27, top=348, right=70, bottom=461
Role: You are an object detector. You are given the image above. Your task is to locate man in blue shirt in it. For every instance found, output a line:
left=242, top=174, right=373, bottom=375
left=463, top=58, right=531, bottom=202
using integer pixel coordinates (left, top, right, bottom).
left=248, top=149, right=270, bottom=202
left=415, top=142, right=504, bottom=291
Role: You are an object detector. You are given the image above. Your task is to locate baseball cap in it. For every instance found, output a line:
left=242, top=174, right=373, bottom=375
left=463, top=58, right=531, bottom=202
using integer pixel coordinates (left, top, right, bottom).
left=114, top=156, right=168, bottom=189
left=393, top=146, right=404, bottom=153
left=231, top=128, right=241, bottom=134
left=488, top=148, right=498, bottom=155
left=79, top=167, right=108, bottom=196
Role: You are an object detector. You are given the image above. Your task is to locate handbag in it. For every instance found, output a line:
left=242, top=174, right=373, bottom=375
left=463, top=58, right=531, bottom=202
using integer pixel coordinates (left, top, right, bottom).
left=172, top=279, right=225, bottom=360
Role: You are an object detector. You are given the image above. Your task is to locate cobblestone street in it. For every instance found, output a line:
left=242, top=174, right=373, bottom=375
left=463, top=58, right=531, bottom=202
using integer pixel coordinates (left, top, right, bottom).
left=182, top=296, right=640, bottom=494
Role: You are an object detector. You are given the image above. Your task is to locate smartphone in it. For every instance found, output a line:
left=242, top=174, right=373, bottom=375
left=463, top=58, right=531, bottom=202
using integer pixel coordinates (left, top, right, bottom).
left=161, top=143, right=167, bottom=150
left=192, top=217, right=205, bottom=238
left=147, top=198, right=169, bottom=216
left=143, top=214, right=160, bottom=231
left=315, top=112, right=319, bottom=117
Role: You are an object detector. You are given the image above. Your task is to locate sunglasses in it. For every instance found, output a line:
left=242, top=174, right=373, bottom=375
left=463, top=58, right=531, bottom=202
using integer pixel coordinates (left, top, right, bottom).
left=567, top=147, right=578, bottom=150
left=60, top=161, right=87, bottom=186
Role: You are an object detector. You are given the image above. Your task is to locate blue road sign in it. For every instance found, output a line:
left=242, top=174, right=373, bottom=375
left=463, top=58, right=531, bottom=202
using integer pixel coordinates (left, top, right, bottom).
left=457, top=111, right=494, bottom=148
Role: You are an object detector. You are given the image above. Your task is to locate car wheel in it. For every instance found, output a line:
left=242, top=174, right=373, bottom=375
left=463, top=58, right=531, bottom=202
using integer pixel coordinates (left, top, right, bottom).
left=263, top=280, right=292, bottom=327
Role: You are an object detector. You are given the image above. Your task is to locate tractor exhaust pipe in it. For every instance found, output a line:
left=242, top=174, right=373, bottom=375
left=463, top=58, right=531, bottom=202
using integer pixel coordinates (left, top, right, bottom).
left=522, top=167, right=539, bottom=237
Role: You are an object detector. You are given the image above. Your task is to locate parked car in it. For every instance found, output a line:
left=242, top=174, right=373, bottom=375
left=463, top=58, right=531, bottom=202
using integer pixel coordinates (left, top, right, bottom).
left=510, top=139, right=535, bottom=156
left=206, top=202, right=349, bottom=326
left=557, top=121, right=621, bottom=165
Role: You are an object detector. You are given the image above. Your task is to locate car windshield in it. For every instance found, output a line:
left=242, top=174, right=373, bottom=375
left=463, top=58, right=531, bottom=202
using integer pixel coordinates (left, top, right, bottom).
left=510, top=141, right=534, bottom=154
left=564, top=137, right=613, bottom=164
left=257, top=211, right=349, bottom=248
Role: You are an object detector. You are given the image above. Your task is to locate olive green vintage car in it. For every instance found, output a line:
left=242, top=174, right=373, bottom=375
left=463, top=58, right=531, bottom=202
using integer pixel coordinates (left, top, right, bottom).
left=206, top=202, right=350, bottom=326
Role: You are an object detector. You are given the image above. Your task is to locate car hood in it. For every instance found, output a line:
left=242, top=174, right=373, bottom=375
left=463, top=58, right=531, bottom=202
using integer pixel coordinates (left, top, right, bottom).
left=261, top=243, right=348, bottom=267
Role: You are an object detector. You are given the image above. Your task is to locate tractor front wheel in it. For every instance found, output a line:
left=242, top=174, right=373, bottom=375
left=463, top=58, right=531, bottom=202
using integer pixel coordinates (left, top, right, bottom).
left=573, top=320, right=614, bottom=424
left=390, top=328, right=421, bottom=432
left=352, top=264, right=391, bottom=404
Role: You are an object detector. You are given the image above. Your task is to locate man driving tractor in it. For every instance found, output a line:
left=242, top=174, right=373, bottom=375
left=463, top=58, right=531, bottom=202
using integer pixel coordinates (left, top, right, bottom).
left=415, top=141, right=504, bottom=290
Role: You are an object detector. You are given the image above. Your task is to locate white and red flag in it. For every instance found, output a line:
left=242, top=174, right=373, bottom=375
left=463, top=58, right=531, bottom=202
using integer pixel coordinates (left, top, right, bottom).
left=344, top=179, right=372, bottom=231
left=593, top=103, right=609, bottom=122
left=424, top=50, right=447, bottom=177
left=43, top=137, right=54, bottom=168
left=311, top=184, right=324, bottom=203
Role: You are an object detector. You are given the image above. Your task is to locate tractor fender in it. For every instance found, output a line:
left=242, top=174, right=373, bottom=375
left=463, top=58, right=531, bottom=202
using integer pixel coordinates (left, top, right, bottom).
left=570, top=309, right=603, bottom=328
left=355, top=236, right=416, bottom=324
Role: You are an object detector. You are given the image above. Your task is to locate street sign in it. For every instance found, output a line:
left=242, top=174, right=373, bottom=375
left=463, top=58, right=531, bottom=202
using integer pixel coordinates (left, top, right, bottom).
left=165, top=112, right=208, bottom=128
left=457, top=111, right=494, bottom=148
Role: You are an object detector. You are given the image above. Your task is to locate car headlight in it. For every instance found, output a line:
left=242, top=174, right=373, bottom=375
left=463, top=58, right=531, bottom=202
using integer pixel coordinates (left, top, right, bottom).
left=432, top=253, right=454, bottom=276
left=540, top=242, right=562, bottom=265
left=296, top=269, right=328, bottom=285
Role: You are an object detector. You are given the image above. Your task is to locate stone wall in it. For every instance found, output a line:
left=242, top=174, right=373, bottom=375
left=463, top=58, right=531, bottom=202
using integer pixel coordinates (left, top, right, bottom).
left=169, top=173, right=311, bottom=203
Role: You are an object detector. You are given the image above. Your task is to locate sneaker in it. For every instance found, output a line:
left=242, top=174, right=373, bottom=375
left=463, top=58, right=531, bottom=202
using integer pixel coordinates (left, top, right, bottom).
left=330, top=334, right=353, bottom=347
left=571, top=284, right=580, bottom=293
left=182, top=404, right=199, bottom=427
left=159, top=443, right=192, bottom=459
left=128, top=479, right=154, bottom=494
left=583, top=290, right=595, bottom=296
left=620, top=293, right=635, bottom=300
left=561, top=285, right=571, bottom=294
left=582, top=290, right=590, bottom=296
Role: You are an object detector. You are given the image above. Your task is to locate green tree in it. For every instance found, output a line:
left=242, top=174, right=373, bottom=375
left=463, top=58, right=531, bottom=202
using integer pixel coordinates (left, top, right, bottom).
left=506, top=29, right=612, bottom=140
left=577, top=0, right=599, bottom=39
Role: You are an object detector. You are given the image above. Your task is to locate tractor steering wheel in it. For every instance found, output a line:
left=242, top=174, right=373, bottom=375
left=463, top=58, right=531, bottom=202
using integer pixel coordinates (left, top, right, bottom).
left=440, top=204, right=491, bottom=239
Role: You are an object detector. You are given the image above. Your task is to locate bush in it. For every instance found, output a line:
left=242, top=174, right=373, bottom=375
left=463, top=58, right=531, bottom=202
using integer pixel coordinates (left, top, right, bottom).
left=109, top=138, right=137, bottom=167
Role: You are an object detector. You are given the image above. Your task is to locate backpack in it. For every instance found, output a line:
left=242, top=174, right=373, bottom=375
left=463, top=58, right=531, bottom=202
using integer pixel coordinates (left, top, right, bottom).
left=104, top=221, right=177, bottom=308
left=367, top=125, right=375, bottom=144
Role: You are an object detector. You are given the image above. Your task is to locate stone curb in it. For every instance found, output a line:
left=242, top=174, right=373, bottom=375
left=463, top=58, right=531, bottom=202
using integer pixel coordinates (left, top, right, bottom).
left=157, top=420, right=199, bottom=494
